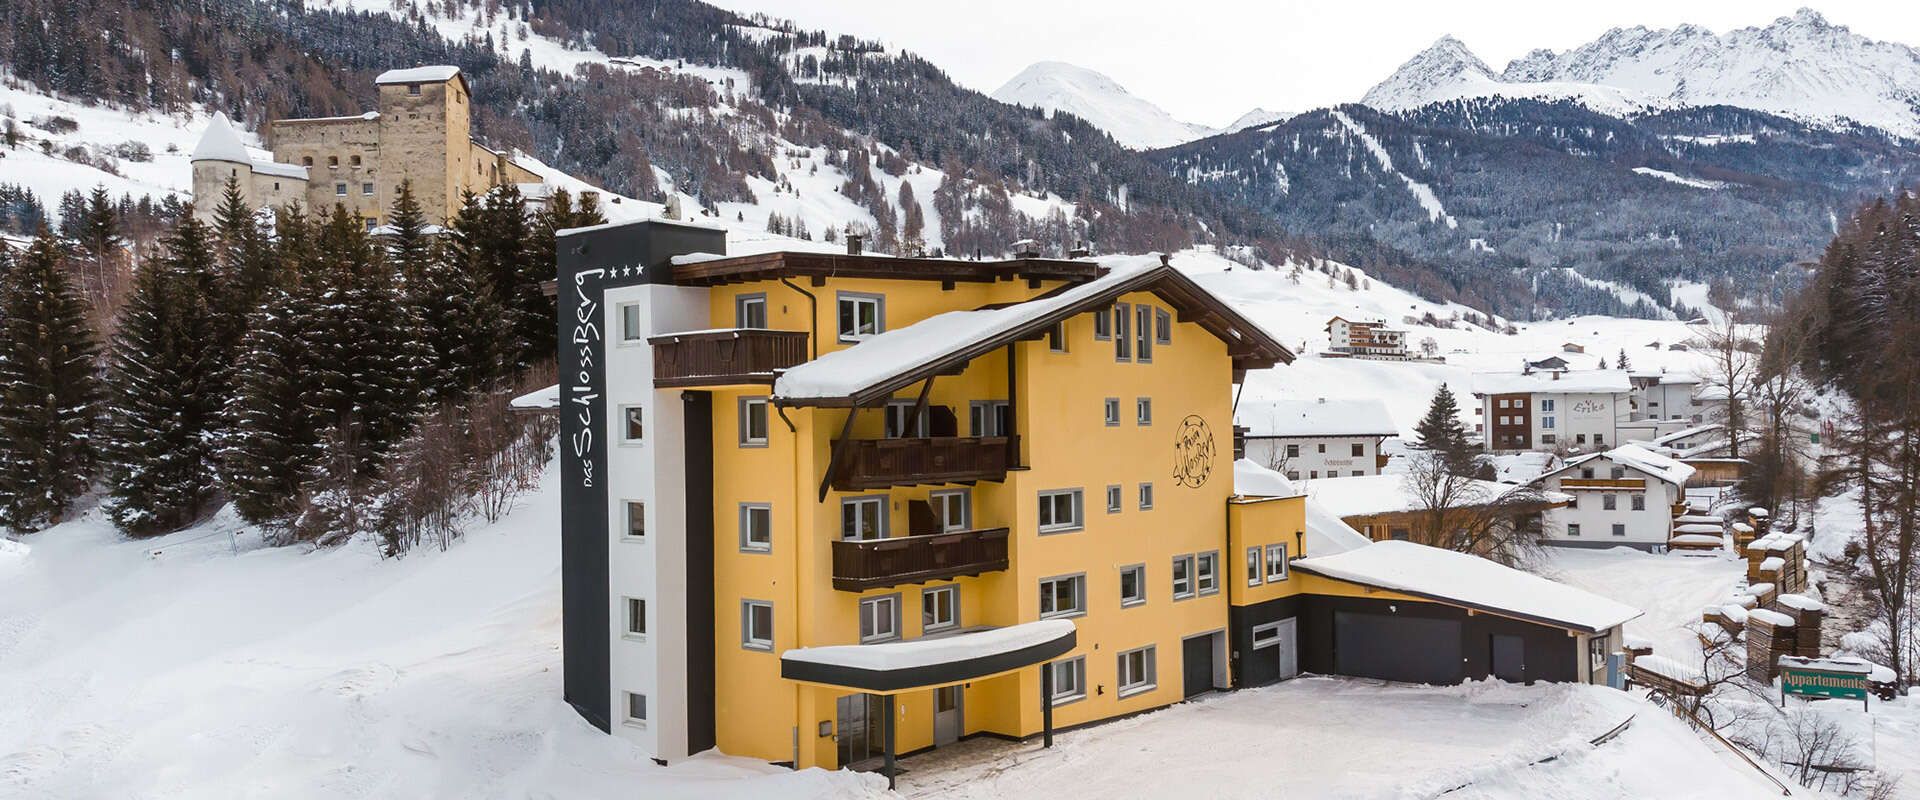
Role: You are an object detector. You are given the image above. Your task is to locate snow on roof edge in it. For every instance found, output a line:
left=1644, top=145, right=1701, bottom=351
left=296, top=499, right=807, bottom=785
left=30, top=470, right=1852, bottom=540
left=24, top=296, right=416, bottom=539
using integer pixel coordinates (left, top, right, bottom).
left=1292, top=540, right=1642, bottom=633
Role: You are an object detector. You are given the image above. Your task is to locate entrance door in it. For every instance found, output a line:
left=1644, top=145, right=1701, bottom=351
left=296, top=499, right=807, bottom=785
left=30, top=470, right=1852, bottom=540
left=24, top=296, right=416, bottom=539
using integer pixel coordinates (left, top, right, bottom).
left=1183, top=633, right=1216, bottom=698
left=1491, top=634, right=1527, bottom=683
left=933, top=685, right=963, bottom=746
left=1248, top=619, right=1299, bottom=686
left=836, top=694, right=886, bottom=768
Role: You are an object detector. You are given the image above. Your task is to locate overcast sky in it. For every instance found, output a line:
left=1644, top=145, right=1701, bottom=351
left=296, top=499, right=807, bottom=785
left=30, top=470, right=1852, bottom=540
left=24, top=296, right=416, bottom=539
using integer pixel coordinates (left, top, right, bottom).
left=702, top=1, right=1920, bottom=129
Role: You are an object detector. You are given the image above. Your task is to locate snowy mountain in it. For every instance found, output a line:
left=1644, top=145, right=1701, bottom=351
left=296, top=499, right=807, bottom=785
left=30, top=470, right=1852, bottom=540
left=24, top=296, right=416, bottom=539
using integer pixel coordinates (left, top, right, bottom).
left=1224, top=107, right=1295, bottom=133
left=991, top=61, right=1217, bottom=149
left=1363, top=10, right=1920, bottom=138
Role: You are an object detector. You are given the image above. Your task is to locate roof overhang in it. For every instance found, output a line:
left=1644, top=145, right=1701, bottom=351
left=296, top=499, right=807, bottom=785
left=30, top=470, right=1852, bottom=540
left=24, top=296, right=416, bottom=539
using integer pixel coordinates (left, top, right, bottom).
left=670, top=250, right=1102, bottom=287
left=780, top=620, right=1076, bottom=693
left=1291, top=563, right=1635, bottom=635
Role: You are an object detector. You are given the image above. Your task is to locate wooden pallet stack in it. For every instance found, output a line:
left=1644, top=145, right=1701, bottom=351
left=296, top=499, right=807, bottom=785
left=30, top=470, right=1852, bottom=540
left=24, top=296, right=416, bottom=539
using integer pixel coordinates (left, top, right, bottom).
left=1777, top=594, right=1825, bottom=658
left=1748, top=507, right=1772, bottom=538
left=1743, top=581, right=1778, bottom=608
left=1731, top=522, right=1756, bottom=548
left=1746, top=608, right=1799, bottom=682
left=1745, top=534, right=1808, bottom=594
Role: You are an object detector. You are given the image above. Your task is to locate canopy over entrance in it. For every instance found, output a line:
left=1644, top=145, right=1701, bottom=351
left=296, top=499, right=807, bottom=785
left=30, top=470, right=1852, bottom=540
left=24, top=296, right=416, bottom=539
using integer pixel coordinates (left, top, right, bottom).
left=781, top=619, right=1076, bottom=693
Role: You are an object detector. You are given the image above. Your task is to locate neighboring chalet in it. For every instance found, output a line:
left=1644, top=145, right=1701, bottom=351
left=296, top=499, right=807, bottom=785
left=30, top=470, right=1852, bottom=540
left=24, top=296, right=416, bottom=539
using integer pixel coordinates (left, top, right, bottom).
left=1324, top=317, right=1410, bottom=360
left=1470, top=369, right=1633, bottom=453
left=1532, top=444, right=1696, bottom=552
left=1234, top=397, right=1397, bottom=479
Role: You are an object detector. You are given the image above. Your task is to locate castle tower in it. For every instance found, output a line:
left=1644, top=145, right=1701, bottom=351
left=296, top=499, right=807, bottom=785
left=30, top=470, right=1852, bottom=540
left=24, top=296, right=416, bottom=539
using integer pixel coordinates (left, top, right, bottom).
left=374, top=65, right=471, bottom=224
left=189, top=114, right=256, bottom=220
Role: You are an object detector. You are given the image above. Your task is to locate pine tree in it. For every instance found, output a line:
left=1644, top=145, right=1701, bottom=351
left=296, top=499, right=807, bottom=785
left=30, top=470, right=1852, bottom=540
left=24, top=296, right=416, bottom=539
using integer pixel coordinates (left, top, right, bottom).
left=220, top=285, right=319, bottom=525
left=209, top=176, right=282, bottom=350
left=526, top=187, right=604, bottom=367
left=104, top=214, right=223, bottom=535
left=305, top=205, right=428, bottom=476
left=397, top=184, right=507, bottom=399
left=0, top=230, right=102, bottom=530
left=1412, top=383, right=1478, bottom=474
left=1616, top=348, right=1631, bottom=370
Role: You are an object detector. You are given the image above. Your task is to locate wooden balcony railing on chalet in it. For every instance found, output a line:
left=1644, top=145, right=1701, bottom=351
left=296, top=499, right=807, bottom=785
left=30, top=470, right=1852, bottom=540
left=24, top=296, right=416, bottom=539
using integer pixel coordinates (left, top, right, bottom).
left=831, top=436, right=1017, bottom=491
left=649, top=329, right=809, bottom=388
left=832, top=527, right=1011, bottom=591
left=1560, top=477, right=1647, bottom=490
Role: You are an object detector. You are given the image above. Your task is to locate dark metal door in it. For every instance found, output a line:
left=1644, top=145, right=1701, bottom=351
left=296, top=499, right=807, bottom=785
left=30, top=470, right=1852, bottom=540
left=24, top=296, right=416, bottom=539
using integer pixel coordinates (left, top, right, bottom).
left=1333, top=611, right=1463, bottom=684
left=1183, top=634, right=1215, bottom=697
left=1492, top=634, right=1527, bottom=683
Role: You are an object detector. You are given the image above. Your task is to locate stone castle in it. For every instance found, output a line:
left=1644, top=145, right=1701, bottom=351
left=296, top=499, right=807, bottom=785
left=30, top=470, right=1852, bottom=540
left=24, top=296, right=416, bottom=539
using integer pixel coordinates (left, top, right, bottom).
left=190, top=66, right=542, bottom=226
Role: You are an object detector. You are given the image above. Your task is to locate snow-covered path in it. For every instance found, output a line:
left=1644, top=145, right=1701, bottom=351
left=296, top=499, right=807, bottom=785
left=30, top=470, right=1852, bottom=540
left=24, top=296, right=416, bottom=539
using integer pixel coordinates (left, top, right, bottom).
left=1543, top=547, right=1748, bottom=662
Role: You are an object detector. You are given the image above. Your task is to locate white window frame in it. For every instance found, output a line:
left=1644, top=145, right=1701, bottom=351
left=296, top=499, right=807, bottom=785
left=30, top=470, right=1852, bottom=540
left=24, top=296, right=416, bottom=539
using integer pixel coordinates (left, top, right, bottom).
left=884, top=400, right=927, bottom=439
left=1171, top=554, right=1195, bottom=599
left=1265, top=543, right=1289, bottom=582
left=1136, top=397, right=1152, bottom=425
left=1049, top=656, right=1087, bottom=705
left=1135, top=304, right=1153, bottom=363
left=739, top=503, right=773, bottom=552
left=1154, top=308, right=1171, bottom=345
left=1039, top=573, right=1086, bottom=619
left=735, top=292, right=768, bottom=329
left=618, top=303, right=644, bottom=344
left=840, top=496, right=888, bottom=540
left=620, top=405, right=644, bottom=445
left=922, top=585, right=959, bottom=632
left=1106, top=484, right=1123, bottom=514
left=1196, top=551, right=1219, bottom=595
left=1103, top=397, right=1121, bottom=427
left=624, top=596, right=646, bottom=639
left=1138, top=482, right=1154, bottom=511
left=1113, top=302, right=1132, bottom=361
left=1038, top=489, right=1084, bottom=534
left=969, top=400, right=1010, bottom=437
left=1251, top=621, right=1287, bottom=650
left=930, top=489, right=971, bottom=532
left=859, top=594, right=901, bottom=643
left=1048, top=321, right=1068, bottom=353
left=1119, top=564, right=1146, bottom=607
left=738, top=397, right=769, bottom=447
left=836, top=291, right=884, bottom=342
left=623, top=500, right=646, bottom=541
left=1246, top=546, right=1263, bottom=586
left=625, top=691, right=648, bottom=728
left=741, top=600, right=774, bottom=651
left=1117, top=645, right=1157, bottom=697
left=1568, top=523, right=1582, bottom=537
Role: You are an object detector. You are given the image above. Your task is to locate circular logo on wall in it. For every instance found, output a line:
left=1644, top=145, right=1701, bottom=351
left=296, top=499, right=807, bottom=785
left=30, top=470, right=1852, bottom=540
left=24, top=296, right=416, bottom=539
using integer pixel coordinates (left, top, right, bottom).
left=1172, top=415, right=1216, bottom=488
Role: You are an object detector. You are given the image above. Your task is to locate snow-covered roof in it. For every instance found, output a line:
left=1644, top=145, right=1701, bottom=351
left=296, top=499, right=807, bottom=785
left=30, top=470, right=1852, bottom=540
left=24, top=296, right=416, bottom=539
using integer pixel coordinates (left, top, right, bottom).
left=1233, top=458, right=1303, bottom=498
left=772, top=256, right=1290, bottom=404
left=509, top=384, right=560, bottom=411
left=249, top=160, right=309, bottom=180
left=1231, top=460, right=1369, bottom=557
left=1470, top=369, right=1631, bottom=395
left=780, top=620, right=1076, bottom=690
left=1651, top=423, right=1724, bottom=445
left=1552, top=443, right=1695, bottom=488
left=376, top=65, right=462, bottom=85
left=1292, top=540, right=1642, bottom=633
left=190, top=113, right=252, bottom=163
left=1695, top=385, right=1731, bottom=401
left=1236, top=397, right=1397, bottom=438
left=1302, top=474, right=1570, bottom=519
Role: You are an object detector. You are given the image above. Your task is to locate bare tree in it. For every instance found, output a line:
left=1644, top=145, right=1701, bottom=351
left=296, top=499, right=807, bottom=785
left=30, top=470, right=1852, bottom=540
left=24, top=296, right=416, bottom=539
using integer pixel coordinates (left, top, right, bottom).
left=1400, top=451, right=1551, bottom=567
left=1692, top=312, right=1761, bottom=458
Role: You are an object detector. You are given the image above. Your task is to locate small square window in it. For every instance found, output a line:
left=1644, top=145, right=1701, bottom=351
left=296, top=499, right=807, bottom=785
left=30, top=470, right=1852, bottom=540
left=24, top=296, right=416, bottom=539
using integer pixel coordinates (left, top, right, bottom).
left=738, top=397, right=769, bottom=447
left=334, top=182, right=347, bottom=196
left=740, top=503, right=772, bottom=552
left=1038, top=489, right=1083, bottom=533
left=618, top=304, right=643, bottom=342
left=1264, top=543, right=1288, bottom=582
left=625, top=501, right=645, bottom=540
left=1117, top=646, right=1156, bottom=696
left=1351, top=443, right=1365, bottom=457
left=1106, top=485, right=1122, bottom=514
left=836, top=292, right=884, bottom=342
left=1196, top=552, right=1218, bottom=595
left=625, top=597, right=646, bottom=637
left=1171, top=555, right=1195, bottom=599
left=1119, top=564, right=1146, bottom=607
left=1568, top=523, right=1582, bottom=537
left=931, top=489, right=970, bottom=532
left=1104, top=398, right=1120, bottom=427
left=361, top=182, right=374, bottom=195
left=328, top=156, right=339, bottom=167
left=1039, top=574, right=1085, bottom=619
left=1612, top=523, right=1626, bottom=537
left=923, top=586, right=959, bottom=631
left=735, top=293, right=768, bottom=328
left=1136, top=397, right=1152, bottom=425
left=1138, top=482, right=1154, bottom=510
left=859, top=594, right=900, bottom=643
left=408, top=83, right=422, bottom=95
left=621, top=406, right=644, bottom=443
left=350, top=155, right=362, bottom=166
left=1049, top=656, right=1087, bottom=705
left=625, top=692, right=647, bottom=726
left=742, top=600, right=774, bottom=650
left=1286, top=444, right=1300, bottom=458
left=841, top=496, right=887, bottom=540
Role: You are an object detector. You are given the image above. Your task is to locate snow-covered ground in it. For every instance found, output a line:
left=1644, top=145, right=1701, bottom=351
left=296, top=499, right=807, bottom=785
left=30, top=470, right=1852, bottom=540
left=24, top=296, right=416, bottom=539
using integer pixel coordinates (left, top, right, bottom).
left=1545, top=547, right=1747, bottom=664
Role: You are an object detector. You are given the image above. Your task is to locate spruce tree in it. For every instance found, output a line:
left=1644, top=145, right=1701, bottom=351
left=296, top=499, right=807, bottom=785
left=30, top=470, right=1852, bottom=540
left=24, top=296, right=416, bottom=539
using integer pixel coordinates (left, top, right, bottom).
left=0, top=230, right=102, bottom=530
left=104, top=214, right=223, bottom=535
left=1616, top=348, right=1631, bottom=370
left=1412, top=383, right=1478, bottom=473
left=220, top=286, right=319, bottom=523
left=525, top=188, right=604, bottom=367
left=396, top=183, right=505, bottom=399
left=210, top=177, right=282, bottom=348
left=306, top=205, right=427, bottom=476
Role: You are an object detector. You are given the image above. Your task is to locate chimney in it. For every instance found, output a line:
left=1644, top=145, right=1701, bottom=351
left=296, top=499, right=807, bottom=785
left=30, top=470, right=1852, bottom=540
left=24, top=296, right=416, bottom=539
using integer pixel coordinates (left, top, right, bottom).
left=1552, top=371, right=1560, bottom=381
left=1159, top=253, right=1171, bottom=267
left=1012, top=239, right=1040, bottom=259
left=846, top=233, right=864, bottom=255
left=1068, top=240, right=1091, bottom=259
left=1316, top=397, right=1326, bottom=404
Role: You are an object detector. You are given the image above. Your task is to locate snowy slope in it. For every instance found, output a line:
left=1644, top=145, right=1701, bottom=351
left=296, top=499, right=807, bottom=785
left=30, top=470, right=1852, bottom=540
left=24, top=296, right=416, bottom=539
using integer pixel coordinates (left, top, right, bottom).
left=0, top=77, right=200, bottom=209
left=991, top=61, right=1216, bottom=149
left=1222, top=107, right=1294, bottom=133
left=1364, top=10, right=1920, bottom=138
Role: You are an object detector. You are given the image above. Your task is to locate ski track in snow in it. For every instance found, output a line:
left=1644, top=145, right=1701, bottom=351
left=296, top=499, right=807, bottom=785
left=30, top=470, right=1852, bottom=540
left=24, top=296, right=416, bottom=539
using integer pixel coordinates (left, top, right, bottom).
left=1329, top=110, right=1458, bottom=229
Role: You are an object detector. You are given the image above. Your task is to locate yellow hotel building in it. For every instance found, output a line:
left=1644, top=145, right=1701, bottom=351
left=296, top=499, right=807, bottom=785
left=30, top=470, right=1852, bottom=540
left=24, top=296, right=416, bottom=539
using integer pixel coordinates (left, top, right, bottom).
left=551, top=220, right=1638, bottom=782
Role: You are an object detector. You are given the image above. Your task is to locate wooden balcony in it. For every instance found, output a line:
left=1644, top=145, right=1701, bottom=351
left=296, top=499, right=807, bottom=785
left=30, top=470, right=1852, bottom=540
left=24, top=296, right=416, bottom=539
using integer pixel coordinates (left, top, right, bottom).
left=650, top=329, right=808, bottom=388
left=832, top=527, right=1011, bottom=591
left=1561, top=478, right=1647, bottom=490
left=832, top=436, right=1017, bottom=490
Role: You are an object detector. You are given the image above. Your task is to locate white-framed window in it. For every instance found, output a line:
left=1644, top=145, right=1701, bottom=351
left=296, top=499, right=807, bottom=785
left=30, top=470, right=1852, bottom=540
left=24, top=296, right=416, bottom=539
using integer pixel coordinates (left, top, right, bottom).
left=841, top=496, right=887, bottom=540
left=1117, top=646, right=1156, bottom=697
left=1038, top=489, right=1083, bottom=533
left=1568, top=523, right=1582, bottom=537
left=1119, top=564, right=1146, bottom=607
left=361, top=182, right=374, bottom=196
left=970, top=400, right=1010, bottom=437
left=738, top=397, right=769, bottom=447
left=621, top=405, right=644, bottom=444
left=1135, top=304, right=1153, bottom=363
left=1285, top=444, right=1300, bottom=458
left=1171, top=555, right=1195, bottom=599
left=1542, top=415, right=1557, bottom=428
left=741, top=600, right=774, bottom=650
left=1612, top=523, right=1626, bottom=537
left=1154, top=308, right=1171, bottom=345
left=1104, top=397, right=1121, bottom=427
left=739, top=503, right=772, bottom=552
left=624, top=500, right=645, bottom=540
left=1246, top=546, right=1263, bottom=586
left=884, top=400, right=927, bottom=438
left=859, top=594, right=900, bottom=643
left=1113, top=302, right=1132, bottom=361
left=625, top=691, right=647, bottom=727
left=1603, top=494, right=1618, bottom=511
left=1136, top=397, right=1152, bottom=425
left=1039, top=574, right=1085, bottom=619
left=1138, top=482, right=1154, bottom=511
left=1049, top=656, right=1087, bottom=705
left=836, top=292, right=884, bottom=341
left=625, top=597, right=646, bottom=638
left=1631, top=494, right=1646, bottom=511
left=1264, top=543, right=1288, bottom=582
left=619, top=303, right=644, bottom=343
left=930, top=489, right=970, bottom=532
left=334, top=182, right=347, bottom=196
left=1048, top=321, right=1068, bottom=352
left=922, top=585, right=958, bottom=631
left=1196, top=551, right=1218, bottom=595
left=735, top=293, right=768, bottom=328
left=1106, top=484, right=1123, bottom=514
left=1542, top=399, right=1556, bottom=412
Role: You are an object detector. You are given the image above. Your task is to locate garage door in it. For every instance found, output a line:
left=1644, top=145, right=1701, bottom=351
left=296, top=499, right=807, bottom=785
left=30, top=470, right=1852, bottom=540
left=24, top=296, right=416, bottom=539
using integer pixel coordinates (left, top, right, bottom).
left=1333, top=611, right=1463, bottom=684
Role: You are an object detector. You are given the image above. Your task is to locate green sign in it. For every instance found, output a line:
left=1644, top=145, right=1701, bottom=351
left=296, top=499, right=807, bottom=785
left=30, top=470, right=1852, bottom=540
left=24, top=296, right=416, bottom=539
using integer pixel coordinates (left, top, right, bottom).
left=1781, top=667, right=1869, bottom=702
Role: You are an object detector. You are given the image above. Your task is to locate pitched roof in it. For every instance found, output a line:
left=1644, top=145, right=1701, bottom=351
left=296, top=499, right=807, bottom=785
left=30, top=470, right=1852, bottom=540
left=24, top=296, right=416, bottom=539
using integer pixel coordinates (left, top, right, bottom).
left=376, top=65, right=462, bottom=85
left=771, top=256, right=1294, bottom=406
left=1236, top=397, right=1398, bottom=438
left=1291, top=540, right=1642, bottom=633
left=1545, top=443, right=1696, bottom=487
left=1469, top=369, right=1631, bottom=395
left=1302, top=474, right=1570, bottom=518
left=190, top=113, right=252, bottom=163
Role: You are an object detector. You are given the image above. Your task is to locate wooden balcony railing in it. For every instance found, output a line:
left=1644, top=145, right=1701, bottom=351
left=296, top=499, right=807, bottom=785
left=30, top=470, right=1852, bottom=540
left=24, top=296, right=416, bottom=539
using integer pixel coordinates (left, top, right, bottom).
left=832, top=436, right=1017, bottom=490
left=1561, top=478, right=1647, bottom=490
left=649, top=329, right=809, bottom=388
left=832, top=527, right=1011, bottom=591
